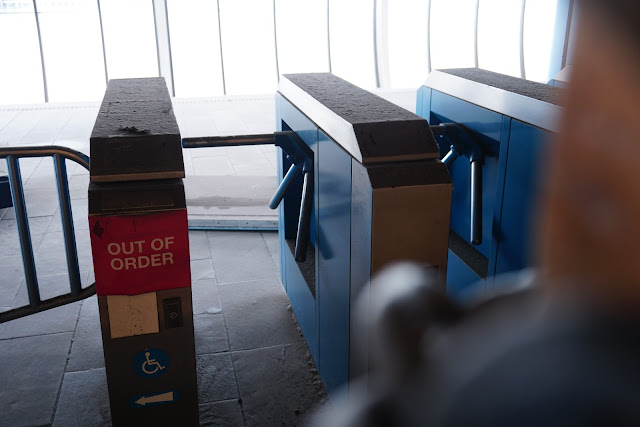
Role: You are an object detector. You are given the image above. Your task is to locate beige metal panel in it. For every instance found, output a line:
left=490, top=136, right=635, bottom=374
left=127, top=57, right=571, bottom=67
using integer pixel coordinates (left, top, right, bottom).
left=106, top=292, right=160, bottom=339
left=371, top=183, right=452, bottom=281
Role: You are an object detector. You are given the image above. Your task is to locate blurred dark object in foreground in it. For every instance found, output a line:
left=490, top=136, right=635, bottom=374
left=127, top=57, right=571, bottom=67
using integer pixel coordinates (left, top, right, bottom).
left=312, top=264, right=640, bottom=427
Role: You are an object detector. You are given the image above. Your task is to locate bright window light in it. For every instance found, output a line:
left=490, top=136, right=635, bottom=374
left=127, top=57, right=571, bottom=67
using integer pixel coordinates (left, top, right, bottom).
left=430, top=0, right=477, bottom=70
left=387, top=0, right=430, bottom=88
left=167, top=0, right=224, bottom=97
left=477, top=0, right=522, bottom=77
left=329, top=0, right=376, bottom=89
left=275, top=0, right=329, bottom=77
left=0, top=1, right=44, bottom=104
left=100, top=0, right=159, bottom=80
left=524, top=0, right=558, bottom=82
left=218, top=0, right=278, bottom=95
left=37, top=0, right=105, bottom=102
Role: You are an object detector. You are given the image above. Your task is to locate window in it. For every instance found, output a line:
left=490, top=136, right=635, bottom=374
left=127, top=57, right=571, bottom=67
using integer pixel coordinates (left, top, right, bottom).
left=477, top=0, right=522, bottom=77
left=275, top=0, right=329, bottom=77
left=387, top=0, right=430, bottom=88
left=329, top=0, right=376, bottom=89
left=430, top=0, right=477, bottom=70
left=218, top=0, right=278, bottom=95
left=167, top=0, right=224, bottom=97
left=37, top=0, right=105, bottom=102
left=0, top=1, right=44, bottom=104
left=523, top=0, right=558, bottom=82
left=100, top=0, right=159, bottom=80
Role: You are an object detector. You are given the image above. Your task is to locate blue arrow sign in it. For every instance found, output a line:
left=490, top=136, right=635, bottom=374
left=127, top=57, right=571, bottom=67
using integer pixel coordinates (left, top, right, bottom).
left=130, top=390, right=179, bottom=408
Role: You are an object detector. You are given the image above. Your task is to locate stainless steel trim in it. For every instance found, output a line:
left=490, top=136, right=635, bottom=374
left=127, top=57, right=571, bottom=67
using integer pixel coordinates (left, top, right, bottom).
left=279, top=77, right=437, bottom=163
left=423, top=70, right=562, bottom=132
left=279, top=76, right=361, bottom=161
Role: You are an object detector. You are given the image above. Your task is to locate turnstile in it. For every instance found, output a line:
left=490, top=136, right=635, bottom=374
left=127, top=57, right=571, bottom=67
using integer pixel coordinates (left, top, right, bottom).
left=275, top=73, right=452, bottom=395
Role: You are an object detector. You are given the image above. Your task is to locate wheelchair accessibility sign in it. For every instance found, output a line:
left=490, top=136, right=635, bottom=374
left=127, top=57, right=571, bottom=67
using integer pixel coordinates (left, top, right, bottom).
left=133, top=348, right=169, bottom=378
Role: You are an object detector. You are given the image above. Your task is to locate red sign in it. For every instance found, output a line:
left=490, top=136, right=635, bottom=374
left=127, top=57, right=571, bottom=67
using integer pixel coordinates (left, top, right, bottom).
left=89, top=210, right=191, bottom=296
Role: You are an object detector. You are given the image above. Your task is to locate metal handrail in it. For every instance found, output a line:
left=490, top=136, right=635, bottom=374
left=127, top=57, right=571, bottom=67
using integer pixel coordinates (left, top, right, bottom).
left=0, top=145, right=94, bottom=323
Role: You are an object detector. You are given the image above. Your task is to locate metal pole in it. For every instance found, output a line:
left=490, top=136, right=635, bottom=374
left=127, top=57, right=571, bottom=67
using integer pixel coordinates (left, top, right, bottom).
left=470, top=159, right=483, bottom=245
left=373, top=0, right=380, bottom=88
left=473, top=0, right=480, bottom=68
left=294, top=170, right=313, bottom=262
left=273, top=0, right=280, bottom=82
left=561, top=0, right=575, bottom=69
left=152, top=0, right=162, bottom=77
left=6, top=156, right=40, bottom=307
left=182, top=133, right=276, bottom=149
left=426, top=0, right=432, bottom=73
left=217, top=0, right=227, bottom=94
left=327, top=0, right=332, bottom=73
left=442, top=147, right=460, bottom=166
left=97, top=0, right=109, bottom=86
left=53, top=154, right=82, bottom=296
left=519, top=0, right=527, bottom=79
left=269, top=163, right=302, bottom=209
left=164, top=0, right=176, bottom=97
left=32, top=0, right=48, bottom=102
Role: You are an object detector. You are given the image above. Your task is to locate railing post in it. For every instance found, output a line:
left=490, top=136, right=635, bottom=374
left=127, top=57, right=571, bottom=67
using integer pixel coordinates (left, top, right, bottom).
left=6, top=156, right=40, bottom=307
left=53, top=154, right=82, bottom=296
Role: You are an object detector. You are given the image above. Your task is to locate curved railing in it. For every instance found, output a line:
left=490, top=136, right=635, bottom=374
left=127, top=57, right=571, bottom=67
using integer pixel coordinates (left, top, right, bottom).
left=0, top=146, right=95, bottom=323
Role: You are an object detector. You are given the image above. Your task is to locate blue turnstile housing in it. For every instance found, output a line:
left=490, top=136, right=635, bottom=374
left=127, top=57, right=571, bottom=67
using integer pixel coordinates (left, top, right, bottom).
left=276, top=73, right=452, bottom=396
left=417, top=68, right=563, bottom=295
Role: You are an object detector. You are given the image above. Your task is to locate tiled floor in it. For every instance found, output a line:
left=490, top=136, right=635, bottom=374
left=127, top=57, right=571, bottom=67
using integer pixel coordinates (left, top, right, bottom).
left=0, top=229, right=328, bottom=427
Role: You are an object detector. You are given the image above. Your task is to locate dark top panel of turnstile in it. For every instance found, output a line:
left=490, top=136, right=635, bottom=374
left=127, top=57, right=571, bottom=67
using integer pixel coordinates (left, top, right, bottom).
left=283, top=73, right=440, bottom=161
left=367, top=160, right=452, bottom=189
left=90, top=78, right=184, bottom=182
left=441, top=68, right=562, bottom=106
left=88, top=178, right=186, bottom=216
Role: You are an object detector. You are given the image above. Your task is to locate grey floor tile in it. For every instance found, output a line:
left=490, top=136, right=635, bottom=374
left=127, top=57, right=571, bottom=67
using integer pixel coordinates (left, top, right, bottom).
left=193, top=156, right=236, bottom=176
left=67, top=296, right=105, bottom=372
left=0, top=332, right=73, bottom=427
left=3, top=188, right=60, bottom=220
left=233, top=343, right=327, bottom=427
left=0, top=214, right=53, bottom=237
left=0, top=301, right=81, bottom=339
left=34, top=229, right=93, bottom=276
left=199, top=399, right=244, bottom=427
left=218, top=278, right=300, bottom=351
left=53, top=368, right=111, bottom=427
left=208, top=231, right=277, bottom=284
left=11, top=271, right=91, bottom=306
left=261, top=231, right=280, bottom=275
left=0, top=220, right=46, bottom=261
left=195, top=314, right=229, bottom=355
left=0, top=262, right=27, bottom=308
left=189, top=229, right=211, bottom=261
left=196, top=353, right=238, bottom=404
left=192, top=279, right=222, bottom=315
left=191, top=258, right=215, bottom=281
left=46, top=198, right=89, bottom=233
